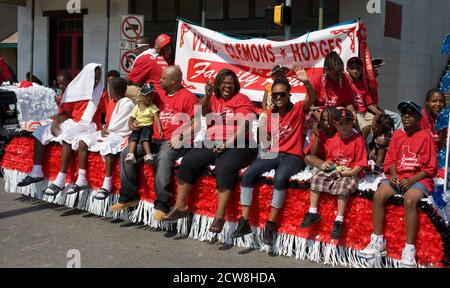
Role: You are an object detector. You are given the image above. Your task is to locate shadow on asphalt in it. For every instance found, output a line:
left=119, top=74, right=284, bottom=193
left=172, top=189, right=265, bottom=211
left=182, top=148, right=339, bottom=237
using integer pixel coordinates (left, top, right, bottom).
left=60, top=209, right=84, bottom=217
left=0, top=201, right=58, bottom=219
left=238, top=248, right=256, bottom=255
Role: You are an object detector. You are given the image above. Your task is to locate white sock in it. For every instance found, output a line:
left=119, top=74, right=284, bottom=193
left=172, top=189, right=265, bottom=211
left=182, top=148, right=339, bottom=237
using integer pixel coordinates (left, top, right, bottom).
left=75, top=169, right=88, bottom=186
left=309, top=207, right=318, bottom=214
left=405, top=243, right=415, bottom=250
left=372, top=233, right=384, bottom=242
left=102, top=176, right=113, bottom=192
left=30, top=165, right=44, bottom=178
left=53, top=172, right=67, bottom=188
left=335, top=215, right=344, bottom=222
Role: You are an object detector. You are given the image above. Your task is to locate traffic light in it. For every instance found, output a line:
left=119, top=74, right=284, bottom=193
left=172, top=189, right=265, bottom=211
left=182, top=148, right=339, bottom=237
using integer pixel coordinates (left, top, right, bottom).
left=273, top=4, right=292, bottom=27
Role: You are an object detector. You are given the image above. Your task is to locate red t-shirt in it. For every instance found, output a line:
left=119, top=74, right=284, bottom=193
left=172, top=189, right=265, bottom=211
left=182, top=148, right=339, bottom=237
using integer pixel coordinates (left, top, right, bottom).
left=206, top=93, right=256, bottom=141
left=0, top=57, right=11, bottom=83
left=266, top=101, right=306, bottom=157
left=370, top=87, right=379, bottom=106
left=153, top=87, right=198, bottom=141
left=127, top=53, right=168, bottom=85
left=310, top=71, right=354, bottom=109
left=384, top=129, right=437, bottom=192
left=57, top=93, right=108, bottom=130
left=419, top=108, right=446, bottom=152
left=320, top=132, right=368, bottom=174
left=304, top=130, right=335, bottom=158
left=346, top=74, right=373, bottom=113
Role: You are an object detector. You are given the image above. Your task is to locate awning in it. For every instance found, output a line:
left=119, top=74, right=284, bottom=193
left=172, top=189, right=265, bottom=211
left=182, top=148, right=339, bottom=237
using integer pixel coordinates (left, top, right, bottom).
left=0, top=32, right=17, bottom=49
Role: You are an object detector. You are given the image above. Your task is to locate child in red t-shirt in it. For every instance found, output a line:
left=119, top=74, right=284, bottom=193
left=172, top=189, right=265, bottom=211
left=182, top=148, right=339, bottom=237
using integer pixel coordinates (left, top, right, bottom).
left=299, top=109, right=367, bottom=240
left=358, top=101, right=437, bottom=268
left=419, top=89, right=446, bottom=152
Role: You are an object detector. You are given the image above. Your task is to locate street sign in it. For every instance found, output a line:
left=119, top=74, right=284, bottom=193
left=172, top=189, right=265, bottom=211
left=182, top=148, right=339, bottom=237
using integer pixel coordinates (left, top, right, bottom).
left=121, top=14, right=144, bottom=41
left=120, top=50, right=137, bottom=75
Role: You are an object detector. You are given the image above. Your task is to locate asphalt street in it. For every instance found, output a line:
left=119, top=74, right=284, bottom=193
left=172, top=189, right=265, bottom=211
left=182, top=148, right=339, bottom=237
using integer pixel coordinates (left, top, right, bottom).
left=0, top=178, right=330, bottom=268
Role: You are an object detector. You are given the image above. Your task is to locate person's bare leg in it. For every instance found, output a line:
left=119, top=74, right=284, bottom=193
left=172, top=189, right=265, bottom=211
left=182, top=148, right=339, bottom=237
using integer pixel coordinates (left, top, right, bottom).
left=128, top=141, right=137, bottom=154
left=269, top=207, right=280, bottom=223
left=337, top=195, right=348, bottom=217
left=216, top=188, right=233, bottom=219
left=403, top=189, right=423, bottom=244
left=104, top=154, right=114, bottom=177
left=372, top=184, right=395, bottom=235
left=142, top=141, right=151, bottom=155
left=310, top=190, right=321, bottom=209
left=241, top=205, right=250, bottom=220
left=59, top=142, right=73, bottom=173
left=33, top=140, right=45, bottom=165
left=77, top=141, right=89, bottom=170
left=173, top=180, right=193, bottom=211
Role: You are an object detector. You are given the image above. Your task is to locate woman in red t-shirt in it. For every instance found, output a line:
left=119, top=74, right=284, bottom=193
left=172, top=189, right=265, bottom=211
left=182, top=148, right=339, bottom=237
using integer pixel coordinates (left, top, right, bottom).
left=231, top=66, right=317, bottom=245
left=163, top=69, right=258, bottom=234
left=359, top=101, right=437, bottom=268
left=419, top=88, right=446, bottom=152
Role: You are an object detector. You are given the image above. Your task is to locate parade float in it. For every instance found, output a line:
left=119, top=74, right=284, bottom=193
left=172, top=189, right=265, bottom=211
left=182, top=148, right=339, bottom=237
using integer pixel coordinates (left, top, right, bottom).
left=1, top=20, right=449, bottom=268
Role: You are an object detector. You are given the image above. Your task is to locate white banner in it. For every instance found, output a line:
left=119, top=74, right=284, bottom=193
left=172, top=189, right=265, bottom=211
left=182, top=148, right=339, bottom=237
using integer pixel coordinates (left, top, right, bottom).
left=175, top=19, right=360, bottom=102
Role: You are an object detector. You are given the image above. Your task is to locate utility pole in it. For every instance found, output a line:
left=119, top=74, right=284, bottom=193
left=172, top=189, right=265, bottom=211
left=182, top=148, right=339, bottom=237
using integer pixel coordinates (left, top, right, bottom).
left=202, top=0, right=206, bottom=27
left=318, top=0, right=324, bottom=30
left=285, top=0, right=291, bottom=40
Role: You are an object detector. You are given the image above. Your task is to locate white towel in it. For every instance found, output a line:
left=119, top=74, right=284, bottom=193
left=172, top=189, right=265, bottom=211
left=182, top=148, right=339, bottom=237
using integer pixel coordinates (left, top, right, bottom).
left=106, top=97, right=135, bottom=137
left=61, top=63, right=103, bottom=123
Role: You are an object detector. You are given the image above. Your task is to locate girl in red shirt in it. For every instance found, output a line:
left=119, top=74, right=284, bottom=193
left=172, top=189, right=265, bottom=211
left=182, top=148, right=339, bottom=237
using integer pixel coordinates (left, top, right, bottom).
left=419, top=88, right=446, bottom=151
left=359, top=101, right=437, bottom=268
left=231, top=66, right=317, bottom=245
left=299, top=109, right=367, bottom=240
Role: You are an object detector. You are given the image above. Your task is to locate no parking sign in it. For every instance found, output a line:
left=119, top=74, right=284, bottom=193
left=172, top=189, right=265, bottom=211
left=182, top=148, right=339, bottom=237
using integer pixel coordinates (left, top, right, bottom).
left=120, top=50, right=137, bottom=75
left=120, top=14, right=144, bottom=76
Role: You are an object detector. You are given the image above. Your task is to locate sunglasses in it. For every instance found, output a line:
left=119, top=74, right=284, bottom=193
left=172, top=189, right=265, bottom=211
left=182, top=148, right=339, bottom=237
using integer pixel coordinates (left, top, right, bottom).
left=271, top=92, right=289, bottom=98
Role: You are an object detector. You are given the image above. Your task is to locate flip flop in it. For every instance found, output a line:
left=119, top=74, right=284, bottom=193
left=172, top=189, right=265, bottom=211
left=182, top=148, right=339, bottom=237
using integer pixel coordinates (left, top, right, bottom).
left=209, top=217, right=225, bottom=233
left=17, top=176, right=45, bottom=187
left=94, top=188, right=110, bottom=200
left=43, top=183, right=63, bottom=196
left=66, top=184, right=90, bottom=195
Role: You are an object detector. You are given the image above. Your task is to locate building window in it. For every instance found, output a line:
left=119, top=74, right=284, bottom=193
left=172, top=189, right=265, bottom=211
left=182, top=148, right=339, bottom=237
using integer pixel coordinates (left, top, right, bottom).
left=179, top=0, right=201, bottom=22
left=206, top=0, right=223, bottom=19
left=384, top=1, right=402, bottom=39
left=156, top=0, right=175, bottom=21
left=292, top=0, right=309, bottom=18
left=135, top=0, right=153, bottom=21
left=229, top=0, right=249, bottom=19
left=254, top=0, right=274, bottom=18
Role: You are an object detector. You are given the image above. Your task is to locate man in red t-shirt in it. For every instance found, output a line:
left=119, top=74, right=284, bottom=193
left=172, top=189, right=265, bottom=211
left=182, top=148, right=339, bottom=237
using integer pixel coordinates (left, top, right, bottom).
left=17, top=64, right=106, bottom=195
left=126, top=34, right=174, bottom=99
left=111, top=66, right=198, bottom=214
left=359, top=101, right=437, bottom=268
left=300, top=109, right=367, bottom=240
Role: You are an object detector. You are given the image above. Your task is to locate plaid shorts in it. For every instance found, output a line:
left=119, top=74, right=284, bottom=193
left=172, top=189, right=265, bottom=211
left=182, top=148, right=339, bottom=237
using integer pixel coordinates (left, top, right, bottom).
left=310, top=170, right=358, bottom=196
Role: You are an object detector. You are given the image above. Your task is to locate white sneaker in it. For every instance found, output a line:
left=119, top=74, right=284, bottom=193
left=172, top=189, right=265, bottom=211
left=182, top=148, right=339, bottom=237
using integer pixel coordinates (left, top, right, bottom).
left=144, top=154, right=153, bottom=165
left=358, top=234, right=387, bottom=259
left=399, top=245, right=417, bottom=268
left=125, top=153, right=136, bottom=165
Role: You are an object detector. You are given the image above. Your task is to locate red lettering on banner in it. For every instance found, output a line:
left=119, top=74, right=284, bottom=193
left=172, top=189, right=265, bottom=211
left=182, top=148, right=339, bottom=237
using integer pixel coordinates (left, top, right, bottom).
left=328, top=39, right=335, bottom=53
left=336, top=37, right=342, bottom=55
left=193, top=33, right=218, bottom=54
left=258, top=45, right=268, bottom=62
left=235, top=44, right=244, bottom=60
left=300, top=43, right=310, bottom=61
left=225, top=44, right=236, bottom=59
left=242, top=44, right=253, bottom=62
left=251, top=44, right=260, bottom=62
left=320, top=40, right=330, bottom=56
left=291, top=44, right=301, bottom=62
left=267, top=44, right=275, bottom=62
left=310, top=42, right=320, bottom=60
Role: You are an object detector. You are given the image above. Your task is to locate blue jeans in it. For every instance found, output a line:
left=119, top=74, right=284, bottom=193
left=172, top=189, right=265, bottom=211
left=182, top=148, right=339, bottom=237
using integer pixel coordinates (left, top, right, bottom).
left=240, top=153, right=305, bottom=208
left=380, top=179, right=430, bottom=197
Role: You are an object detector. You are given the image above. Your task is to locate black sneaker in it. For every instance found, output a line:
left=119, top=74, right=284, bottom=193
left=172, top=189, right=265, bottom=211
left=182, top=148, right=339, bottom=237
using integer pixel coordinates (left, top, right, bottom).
left=330, top=221, right=344, bottom=239
left=299, top=212, right=321, bottom=228
left=231, top=217, right=252, bottom=239
left=263, top=221, right=277, bottom=245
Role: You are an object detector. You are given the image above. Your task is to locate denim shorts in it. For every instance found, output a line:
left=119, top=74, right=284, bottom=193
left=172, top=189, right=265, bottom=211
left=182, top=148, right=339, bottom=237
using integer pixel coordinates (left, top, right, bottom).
left=380, top=179, right=430, bottom=197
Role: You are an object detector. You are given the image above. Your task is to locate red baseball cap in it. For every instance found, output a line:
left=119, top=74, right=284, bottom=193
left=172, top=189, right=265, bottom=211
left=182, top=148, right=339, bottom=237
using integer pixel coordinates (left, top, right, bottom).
left=334, top=109, right=355, bottom=122
left=154, top=34, right=171, bottom=52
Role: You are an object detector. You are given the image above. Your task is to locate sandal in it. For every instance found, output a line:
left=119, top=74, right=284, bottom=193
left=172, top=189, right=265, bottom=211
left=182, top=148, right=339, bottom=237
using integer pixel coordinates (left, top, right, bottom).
left=94, top=188, right=110, bottom=200
left=67, top=184, right=90, bottom=195
left=163, top=208, right=190, bottom=221
left=17, top=176, right=45, bottom=187
left=209, top=217, right=225, bottom=233
left=43, top=183, right=63, bottom=196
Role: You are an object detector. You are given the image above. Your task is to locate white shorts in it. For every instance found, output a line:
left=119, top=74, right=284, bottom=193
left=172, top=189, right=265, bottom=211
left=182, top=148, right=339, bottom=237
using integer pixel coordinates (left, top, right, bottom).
left=32, top=119, right=97, bottom=146
left=356, top=112, right=375, bottom=130
left=78, top=131, right=128, bottom=157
